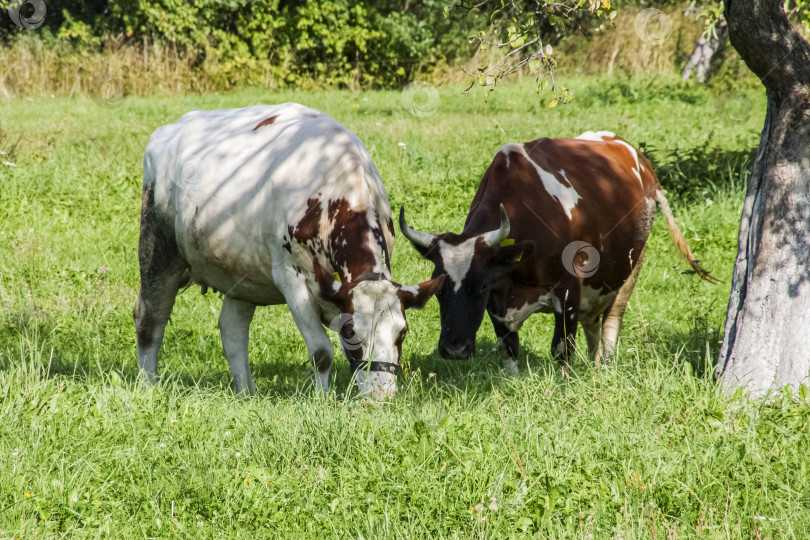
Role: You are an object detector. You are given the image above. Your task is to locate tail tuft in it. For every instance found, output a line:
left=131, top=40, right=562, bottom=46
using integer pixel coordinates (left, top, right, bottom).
left=654, top=190, right=721, bottom=284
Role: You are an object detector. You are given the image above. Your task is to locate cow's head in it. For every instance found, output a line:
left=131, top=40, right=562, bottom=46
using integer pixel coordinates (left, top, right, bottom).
left=399, top=205, right=533, bottom=360
left=314, top=260, right=445, bottom=398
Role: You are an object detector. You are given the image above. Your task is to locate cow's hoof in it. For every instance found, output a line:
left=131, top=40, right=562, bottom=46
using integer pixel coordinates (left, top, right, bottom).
left=502, top=358, right=518, bottom=375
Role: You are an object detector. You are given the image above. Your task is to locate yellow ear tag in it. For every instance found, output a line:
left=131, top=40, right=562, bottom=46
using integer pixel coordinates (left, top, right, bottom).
left=500, top=238, right=515, bottom=247
left=514, top=252, right=522, bottom=262
left=333, top=272, right=341, bottom=283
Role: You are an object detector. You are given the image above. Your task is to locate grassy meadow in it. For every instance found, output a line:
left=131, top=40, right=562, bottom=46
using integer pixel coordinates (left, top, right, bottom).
left=1, top=75, right=809, bottom=538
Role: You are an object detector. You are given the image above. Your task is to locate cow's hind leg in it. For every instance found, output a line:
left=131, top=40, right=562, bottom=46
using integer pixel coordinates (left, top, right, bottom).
left=219, top=297, right=257, bottom=396
left=598, top=247, right=646, bottom=364
left=490, top=312, right=519, bottom=374
left=581, top=314, right=602, bottom=363
left=134, top=186, right=188, bottom=384
left=551, top=283, right=581, bottom=364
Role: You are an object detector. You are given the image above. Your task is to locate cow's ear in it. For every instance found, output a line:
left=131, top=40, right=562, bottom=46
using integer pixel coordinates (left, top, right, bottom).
left=494, top=240, right=535, bottom=267
left=313, top=259, right=350, bottom=309
left=398, top=274, right=446, bottom=310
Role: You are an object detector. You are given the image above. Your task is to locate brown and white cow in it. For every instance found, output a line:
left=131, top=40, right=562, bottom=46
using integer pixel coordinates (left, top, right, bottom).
left=135, top=104, right=444, bottom=398
left=400, top=131, right=717, bottom=370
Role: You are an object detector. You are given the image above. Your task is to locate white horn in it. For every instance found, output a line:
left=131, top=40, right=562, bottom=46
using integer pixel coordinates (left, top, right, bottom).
left=482, top=204, right=511, bottom=247
left=399, top=206, right=437, bottom=249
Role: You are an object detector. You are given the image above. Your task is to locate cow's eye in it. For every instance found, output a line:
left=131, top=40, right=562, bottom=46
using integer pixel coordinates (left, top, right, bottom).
left=341, top=323, right=356, bottom=340
left=397, top=327, right=408, bottom=343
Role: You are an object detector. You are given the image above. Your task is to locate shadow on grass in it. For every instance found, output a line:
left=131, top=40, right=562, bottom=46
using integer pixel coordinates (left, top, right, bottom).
left=640, top=141, right=755, bottom=201
left=0, top=311, right=722, bottom=401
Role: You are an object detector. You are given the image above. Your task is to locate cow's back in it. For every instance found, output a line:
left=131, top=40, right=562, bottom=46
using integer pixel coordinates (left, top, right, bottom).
left=466, top=133, right=659, bottom=292
left=142, top=104, right=392, bottom=304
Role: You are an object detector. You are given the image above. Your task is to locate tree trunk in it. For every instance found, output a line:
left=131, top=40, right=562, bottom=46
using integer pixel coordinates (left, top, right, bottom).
left=716, top=1, right=810, bottom=397
left=682, top=17, right=728, bottom=83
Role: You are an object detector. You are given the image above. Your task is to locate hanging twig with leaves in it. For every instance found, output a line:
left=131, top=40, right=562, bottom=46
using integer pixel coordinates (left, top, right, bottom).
left=448, top=0, right=617, bottom=105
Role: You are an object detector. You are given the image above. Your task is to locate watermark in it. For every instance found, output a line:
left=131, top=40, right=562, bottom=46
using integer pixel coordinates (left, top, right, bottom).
left=328, top=312, right=364, bottom=351
left=487, top=472, right=527, bottom=511
left=91, top=75, right=125, bottom=110
left=401, top=81, right=439, bottom=118
left=7, top=0, right=46, bottom=30
left=634, top=8, right=672, bottom=46
left=561, top=241, right=600, bottom=278
left=176, top=151, right=204, bottom=187
left=717, top=90, right=752, bottom=124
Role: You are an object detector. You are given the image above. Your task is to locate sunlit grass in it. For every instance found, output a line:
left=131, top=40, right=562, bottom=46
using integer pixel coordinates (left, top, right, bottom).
left=1, top=75, right=808, bottom=537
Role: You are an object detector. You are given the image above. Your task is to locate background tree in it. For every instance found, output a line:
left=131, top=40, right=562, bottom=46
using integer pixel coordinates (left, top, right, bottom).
left=681, top=2, right=727, bottom=83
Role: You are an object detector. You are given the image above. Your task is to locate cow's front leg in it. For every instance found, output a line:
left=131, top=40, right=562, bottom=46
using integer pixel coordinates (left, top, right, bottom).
left=490, top=312, right=519, bottom=374
left=275, top=268, right=334, bottom=393
left=488, top=288, right=520, bottom=374
left=551, top=284, right=581, bottom=364
left=219, top=296, right=257, bottom=396
left=580, top=314, right=602, bottom=363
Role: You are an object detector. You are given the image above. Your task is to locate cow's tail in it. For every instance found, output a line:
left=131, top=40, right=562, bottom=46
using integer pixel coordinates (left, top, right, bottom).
left=654, top=189, right=720, bottom=284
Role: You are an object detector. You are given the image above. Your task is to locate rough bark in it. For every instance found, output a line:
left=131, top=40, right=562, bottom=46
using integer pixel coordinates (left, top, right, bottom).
left=716, top=1, right=810, bottom=397
left=682, top=17, right=728, bottom=83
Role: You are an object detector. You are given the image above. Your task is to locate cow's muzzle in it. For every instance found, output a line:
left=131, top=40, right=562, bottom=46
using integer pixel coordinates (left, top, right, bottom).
left=438, top=340, right=475, bottom=360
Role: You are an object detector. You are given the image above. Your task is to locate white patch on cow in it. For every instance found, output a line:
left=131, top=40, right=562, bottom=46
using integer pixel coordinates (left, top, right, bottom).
left=576, top=130, right=616, bottom=142
left=576, top=132, right=644, bottom=187
left=502, top=358, right=518, bottom=375
left=498, top=290, right=559, bottom=332
left=613, top=140, right=643, bottom=187
left=499, top=142, right=524, bottom=168
left=341, top=263, right=352, bottom=283
left=438, top=238, right=477, bottom=292
left=515, top=145, right=581, bottom=219
left=399, top=284, right=420, bottom=296
left=579, top=286, right=616, bottom=319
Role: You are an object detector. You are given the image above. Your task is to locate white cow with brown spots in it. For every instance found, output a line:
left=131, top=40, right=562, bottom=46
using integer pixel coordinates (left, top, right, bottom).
left=135, top=104, right=444, bottom=398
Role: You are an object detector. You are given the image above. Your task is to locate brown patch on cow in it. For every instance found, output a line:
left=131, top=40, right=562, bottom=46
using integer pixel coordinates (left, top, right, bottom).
left=133, top=302, right=155, bottom=349
left=312, top=349, right=332, bottom=373
left=289, top=198, right=322, bottom=244
left=326, top=198, right=379, bottom=277
left=282, top=239, right=292, bottom=253
left=386, top=217, right=395, bottom=237
left=138, top=184, right=183, bottom=286
left=252, top=114, right=279, bottom=131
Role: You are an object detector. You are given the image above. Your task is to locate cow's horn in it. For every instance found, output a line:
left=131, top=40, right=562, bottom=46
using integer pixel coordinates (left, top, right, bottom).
left=399, top=206, right=437, bottom=249
left=482, top=204, right=511, bottom=247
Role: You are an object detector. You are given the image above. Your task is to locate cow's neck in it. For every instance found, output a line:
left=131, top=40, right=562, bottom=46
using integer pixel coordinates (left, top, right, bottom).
left=324, top=201, right=391, bottom=284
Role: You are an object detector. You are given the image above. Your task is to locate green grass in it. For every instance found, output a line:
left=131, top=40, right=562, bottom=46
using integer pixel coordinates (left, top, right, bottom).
left=1, top=74, right=808, bottom=537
